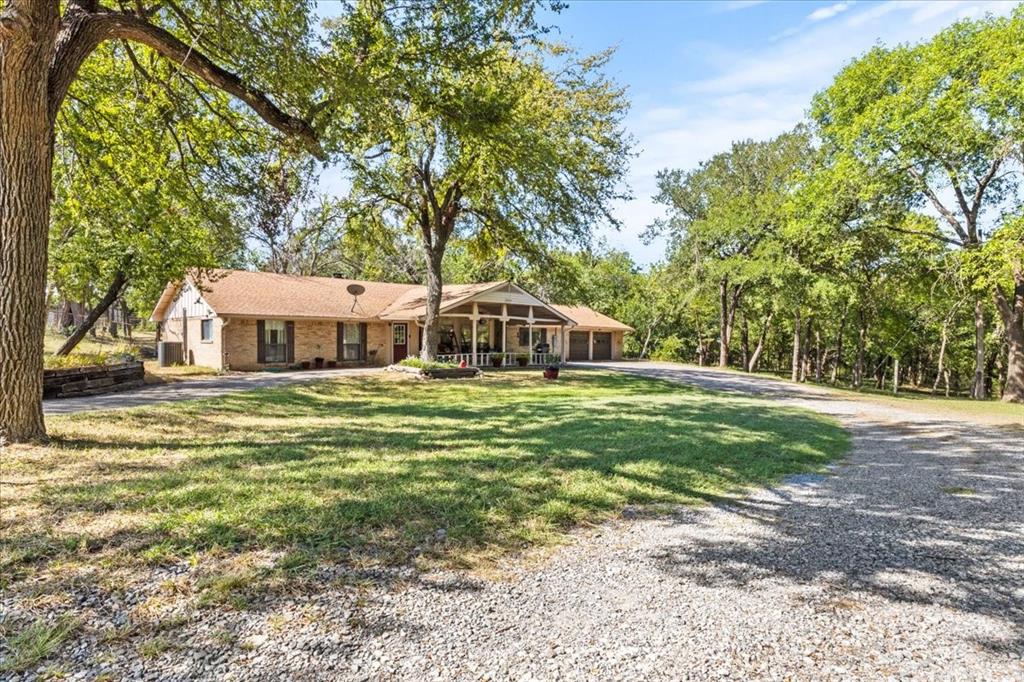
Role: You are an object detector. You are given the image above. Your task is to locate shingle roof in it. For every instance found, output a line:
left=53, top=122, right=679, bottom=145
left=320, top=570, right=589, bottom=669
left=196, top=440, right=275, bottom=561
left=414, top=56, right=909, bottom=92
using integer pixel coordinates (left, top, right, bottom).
left=378, top=281, right=507, bottom=320
left=151, top=269, right=632, bottom=333
left=152, top=269, right=420, bottom=321
left=551, top=304, right=634, bottom=332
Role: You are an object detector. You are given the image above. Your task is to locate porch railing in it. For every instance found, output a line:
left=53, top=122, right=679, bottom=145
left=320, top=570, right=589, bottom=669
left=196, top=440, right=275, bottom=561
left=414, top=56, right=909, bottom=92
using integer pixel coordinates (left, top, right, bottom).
left=436, top=352, right=561, bottom=367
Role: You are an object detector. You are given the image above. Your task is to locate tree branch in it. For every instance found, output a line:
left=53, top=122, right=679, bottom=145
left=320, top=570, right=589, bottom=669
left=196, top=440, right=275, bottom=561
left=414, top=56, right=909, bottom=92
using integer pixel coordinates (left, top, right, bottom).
left=48, top=4, right=323, bottom=158
left=883, top=223, right=962, bottom=246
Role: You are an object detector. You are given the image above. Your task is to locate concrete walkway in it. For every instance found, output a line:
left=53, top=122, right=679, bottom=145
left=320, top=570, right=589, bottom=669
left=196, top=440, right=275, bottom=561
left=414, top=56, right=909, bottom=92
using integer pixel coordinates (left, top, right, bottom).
left=43, top=367, right=382, bottom=415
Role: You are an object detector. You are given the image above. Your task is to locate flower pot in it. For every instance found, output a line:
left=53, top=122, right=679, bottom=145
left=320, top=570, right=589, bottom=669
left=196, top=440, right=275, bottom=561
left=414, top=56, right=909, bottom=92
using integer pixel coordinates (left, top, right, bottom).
left=491, top=357, right=503, bottom=368
left=314, top=357, right=325, bottom=369
left=300, top=360, right=311, bottom=370
left=517, top=357, right=528, bottom=367
left=326, top=360, right=337, bottom=368
left=543, top=366, right=559, bottom=380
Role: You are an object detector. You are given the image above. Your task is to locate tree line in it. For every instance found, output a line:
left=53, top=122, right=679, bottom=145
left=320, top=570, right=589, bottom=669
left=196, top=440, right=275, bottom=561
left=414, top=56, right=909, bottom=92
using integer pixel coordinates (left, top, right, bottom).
left=600, top=9, right=1022, bottom=403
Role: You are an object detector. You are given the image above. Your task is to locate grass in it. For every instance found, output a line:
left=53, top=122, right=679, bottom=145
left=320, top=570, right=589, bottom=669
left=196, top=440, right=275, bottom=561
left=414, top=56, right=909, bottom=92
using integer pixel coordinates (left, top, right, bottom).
left=0, top=615, right=79, bottom=672
left=941, top=486, right=977, bottom=496
left=43, top=329, right=155, bottom=356
left=142, top=361, right=222, bottom=384
left=3, top=371, right=846, bottom=580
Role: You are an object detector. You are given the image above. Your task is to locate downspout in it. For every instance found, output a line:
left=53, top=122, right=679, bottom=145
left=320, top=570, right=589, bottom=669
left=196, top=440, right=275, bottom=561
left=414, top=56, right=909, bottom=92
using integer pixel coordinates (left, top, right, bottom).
left=220, top=317, right=230, bottom=370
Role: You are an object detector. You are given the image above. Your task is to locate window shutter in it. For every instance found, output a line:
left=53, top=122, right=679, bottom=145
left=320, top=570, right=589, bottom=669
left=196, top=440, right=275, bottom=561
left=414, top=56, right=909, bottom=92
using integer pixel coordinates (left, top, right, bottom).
left=337, top=322, right=343, bottom=361
left=256, top=320, right=266, bottom=364
left=286, top=321, right=295, bottom=363
left=359, top=323, right=368, bottom=361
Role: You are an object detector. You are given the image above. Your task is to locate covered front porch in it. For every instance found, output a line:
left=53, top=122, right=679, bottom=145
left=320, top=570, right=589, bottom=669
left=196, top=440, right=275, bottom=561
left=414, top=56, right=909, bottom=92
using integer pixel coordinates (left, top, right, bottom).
left=434, top=313, right=567, bottom=367
left=390, top=282, right=574, bottom=367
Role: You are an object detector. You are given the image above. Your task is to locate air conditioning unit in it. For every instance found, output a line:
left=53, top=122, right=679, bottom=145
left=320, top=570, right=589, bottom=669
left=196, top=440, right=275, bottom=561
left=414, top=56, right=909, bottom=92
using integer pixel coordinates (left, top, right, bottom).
left=157, top=341, right=183, bottom=367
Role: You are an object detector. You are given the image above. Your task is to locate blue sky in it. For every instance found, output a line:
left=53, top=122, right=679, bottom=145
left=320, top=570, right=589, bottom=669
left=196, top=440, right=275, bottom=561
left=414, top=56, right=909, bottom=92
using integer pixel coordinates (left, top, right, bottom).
left=317, top=0, right=1019, bottom=266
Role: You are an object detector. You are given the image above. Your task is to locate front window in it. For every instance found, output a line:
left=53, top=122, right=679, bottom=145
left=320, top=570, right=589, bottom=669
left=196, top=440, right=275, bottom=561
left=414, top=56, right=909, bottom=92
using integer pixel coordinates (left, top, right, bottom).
left=201, top=319, right=213, bottom=342
left=438, top=323, right=457, bottom=354
left=518, top=328, right=547, bottom=348
left=264, top=320, right=287, bottom=363
left=342, top=323, right=363, bottom=361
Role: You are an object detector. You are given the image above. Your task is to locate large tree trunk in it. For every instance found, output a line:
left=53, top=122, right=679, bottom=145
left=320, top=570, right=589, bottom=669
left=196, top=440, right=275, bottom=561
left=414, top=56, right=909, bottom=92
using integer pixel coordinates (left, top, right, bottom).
left=790, top=309, right=801, bottom=382
left=993, top=273, right=1024, bottom=402
left=1, top=2, right=321, bottom=443
left=971, top=297, right=987, bottom=399
left=54, top=271, right=129, bottom=356
left=420, top=245, right=444, bottom=361
left=0, top=0, right=60, bottom=443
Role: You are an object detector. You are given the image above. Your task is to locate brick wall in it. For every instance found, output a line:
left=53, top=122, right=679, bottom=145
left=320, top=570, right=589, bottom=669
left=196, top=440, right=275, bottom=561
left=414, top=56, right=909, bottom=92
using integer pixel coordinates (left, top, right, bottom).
left=222, top=318, right=392, bottom=370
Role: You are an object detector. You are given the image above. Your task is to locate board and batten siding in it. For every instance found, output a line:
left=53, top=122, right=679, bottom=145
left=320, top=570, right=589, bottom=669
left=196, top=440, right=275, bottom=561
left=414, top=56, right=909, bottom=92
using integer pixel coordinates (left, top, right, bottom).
left=160, top=282, right=224, bottom=368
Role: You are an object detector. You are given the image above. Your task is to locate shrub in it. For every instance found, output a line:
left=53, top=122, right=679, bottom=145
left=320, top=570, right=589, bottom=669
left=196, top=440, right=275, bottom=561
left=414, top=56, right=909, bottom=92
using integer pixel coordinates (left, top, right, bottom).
left=43, top=345, right=139, bottom=369
left=650, top=334, right=687, bottom=362
left=398, top=357, right=453, bottom=370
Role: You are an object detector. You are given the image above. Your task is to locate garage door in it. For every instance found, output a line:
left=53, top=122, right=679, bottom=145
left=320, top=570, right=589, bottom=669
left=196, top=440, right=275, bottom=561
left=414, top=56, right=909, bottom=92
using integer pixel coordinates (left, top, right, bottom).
left=592, top=332, right=612, bottom=361
left=569, top=332, right=590, bottom=361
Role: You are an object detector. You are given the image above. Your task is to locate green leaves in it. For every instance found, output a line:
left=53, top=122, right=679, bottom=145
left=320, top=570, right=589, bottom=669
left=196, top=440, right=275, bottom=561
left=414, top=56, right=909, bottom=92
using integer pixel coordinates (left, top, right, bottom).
left=324, top=1, right=632, bottom=258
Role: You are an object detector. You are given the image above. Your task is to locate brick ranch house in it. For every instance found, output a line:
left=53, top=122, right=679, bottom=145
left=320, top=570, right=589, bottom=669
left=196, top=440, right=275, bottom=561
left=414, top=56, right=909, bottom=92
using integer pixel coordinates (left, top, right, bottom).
left=150, top=270, right=632, bottom=371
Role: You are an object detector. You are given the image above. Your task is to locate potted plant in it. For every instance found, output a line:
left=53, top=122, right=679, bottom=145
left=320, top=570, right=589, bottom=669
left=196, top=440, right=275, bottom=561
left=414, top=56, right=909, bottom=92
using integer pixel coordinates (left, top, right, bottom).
left=491, top=354, right=503, bottom=368
left=516, top=353, right=529, bottom=367
left=326, top=359, right=337, bottom=369
left=300, top=360, right=311, bottom=370
left=543, top=364, right=560, bottom=380
left=314, top=356, right=325, bottom=369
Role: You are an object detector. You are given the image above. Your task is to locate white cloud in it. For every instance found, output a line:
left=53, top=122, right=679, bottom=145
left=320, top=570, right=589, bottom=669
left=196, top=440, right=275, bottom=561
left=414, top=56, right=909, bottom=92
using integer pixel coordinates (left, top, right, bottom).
left=808, top=1, right=854, bottom=22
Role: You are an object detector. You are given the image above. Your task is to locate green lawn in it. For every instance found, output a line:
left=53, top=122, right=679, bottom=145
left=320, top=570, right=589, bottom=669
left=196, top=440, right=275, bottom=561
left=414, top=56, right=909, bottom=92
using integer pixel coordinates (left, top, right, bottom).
left=2, top=371, right=847, bottom=584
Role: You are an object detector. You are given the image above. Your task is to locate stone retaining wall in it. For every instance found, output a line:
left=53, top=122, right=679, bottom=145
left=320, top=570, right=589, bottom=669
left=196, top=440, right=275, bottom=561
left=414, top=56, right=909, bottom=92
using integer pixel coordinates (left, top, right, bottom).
left=43, top=361, right=145, bottom=399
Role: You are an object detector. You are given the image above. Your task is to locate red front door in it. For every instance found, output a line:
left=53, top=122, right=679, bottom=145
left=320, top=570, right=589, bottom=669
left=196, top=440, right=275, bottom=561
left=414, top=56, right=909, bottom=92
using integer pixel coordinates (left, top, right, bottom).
left=393, top=323, right=408, bottom=362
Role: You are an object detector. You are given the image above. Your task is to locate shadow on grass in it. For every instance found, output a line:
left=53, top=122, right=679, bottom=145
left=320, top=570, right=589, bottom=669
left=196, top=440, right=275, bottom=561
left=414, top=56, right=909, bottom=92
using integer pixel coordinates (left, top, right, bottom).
left=9, top=372, right=847, bottom=581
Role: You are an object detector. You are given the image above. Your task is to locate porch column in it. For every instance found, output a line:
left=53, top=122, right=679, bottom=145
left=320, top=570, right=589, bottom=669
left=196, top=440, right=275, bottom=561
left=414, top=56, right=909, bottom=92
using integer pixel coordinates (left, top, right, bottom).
left=588, top=330, right=594, bottom=361
left=471, top=303, right=479, bottom=366
left=528, top=306, right=535, bottom=364
left=501, top=303, right=508, bottom=359
left=558, top=325, right=564, bottom=365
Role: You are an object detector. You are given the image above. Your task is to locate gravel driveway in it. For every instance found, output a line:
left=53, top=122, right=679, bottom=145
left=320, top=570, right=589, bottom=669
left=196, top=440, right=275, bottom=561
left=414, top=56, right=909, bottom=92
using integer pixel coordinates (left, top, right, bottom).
left=42, top=367, right=382, bottom=415
left=12, top=363, right=1024, bottom=680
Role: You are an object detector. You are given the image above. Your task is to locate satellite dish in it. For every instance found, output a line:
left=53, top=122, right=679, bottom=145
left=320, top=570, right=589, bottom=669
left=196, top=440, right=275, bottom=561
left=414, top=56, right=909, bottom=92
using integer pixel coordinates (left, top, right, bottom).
left=346, top=283, right=366, bottom=313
